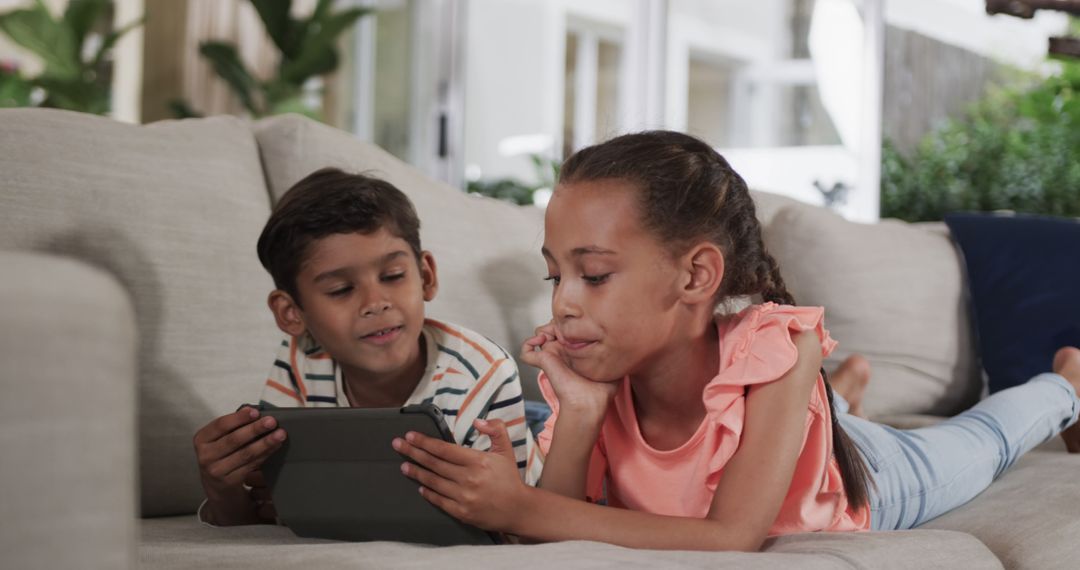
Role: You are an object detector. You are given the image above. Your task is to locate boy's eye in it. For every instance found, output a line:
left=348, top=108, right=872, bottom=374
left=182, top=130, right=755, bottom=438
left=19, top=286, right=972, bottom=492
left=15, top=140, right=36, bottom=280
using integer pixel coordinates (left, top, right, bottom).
left=328, top=285, right=353, bottom=297
left=382, top=272, right=406, bottom=282
left=543, top=275, right=561, bottom=286
left=583, top=273, right=611, bottom=285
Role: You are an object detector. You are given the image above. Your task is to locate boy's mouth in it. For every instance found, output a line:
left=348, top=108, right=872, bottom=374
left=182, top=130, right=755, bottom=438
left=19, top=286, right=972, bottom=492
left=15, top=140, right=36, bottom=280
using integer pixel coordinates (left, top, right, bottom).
left=359, top=325, right=404, bottom=344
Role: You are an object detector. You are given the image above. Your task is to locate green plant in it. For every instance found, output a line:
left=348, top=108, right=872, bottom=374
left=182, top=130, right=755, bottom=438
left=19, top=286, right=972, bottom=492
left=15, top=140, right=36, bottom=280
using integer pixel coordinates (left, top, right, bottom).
left=882, top=58, right=1080, bottom=222
left=0, top=62, right=33, bottom=107
left=0, top=0, right=141, bottom=114
left=172, top=0, right=369, bottom=120
left=467, top=154, right=561, bottom=206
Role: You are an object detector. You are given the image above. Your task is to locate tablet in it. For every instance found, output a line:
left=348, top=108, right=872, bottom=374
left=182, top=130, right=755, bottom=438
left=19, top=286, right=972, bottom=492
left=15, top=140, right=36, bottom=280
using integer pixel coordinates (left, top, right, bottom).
left=259, top=403, right=498, bottom=545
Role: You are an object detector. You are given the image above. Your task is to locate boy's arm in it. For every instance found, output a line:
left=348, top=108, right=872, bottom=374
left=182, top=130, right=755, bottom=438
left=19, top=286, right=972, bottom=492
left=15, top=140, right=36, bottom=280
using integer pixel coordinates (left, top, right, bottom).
left=194, top=407, right=286, bottom=526
left=198, top=338, right=301, bottom=526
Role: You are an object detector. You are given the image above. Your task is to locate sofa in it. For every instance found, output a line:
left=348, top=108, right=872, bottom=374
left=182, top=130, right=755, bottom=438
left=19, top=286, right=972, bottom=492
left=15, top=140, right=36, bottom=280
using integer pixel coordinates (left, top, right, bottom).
left=1, top=108, right=1076, bottom=569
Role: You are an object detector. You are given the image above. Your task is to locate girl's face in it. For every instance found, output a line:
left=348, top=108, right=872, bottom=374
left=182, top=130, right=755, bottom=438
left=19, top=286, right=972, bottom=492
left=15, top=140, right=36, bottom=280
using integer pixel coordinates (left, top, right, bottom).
left=542, top=179, right=687, bottom=382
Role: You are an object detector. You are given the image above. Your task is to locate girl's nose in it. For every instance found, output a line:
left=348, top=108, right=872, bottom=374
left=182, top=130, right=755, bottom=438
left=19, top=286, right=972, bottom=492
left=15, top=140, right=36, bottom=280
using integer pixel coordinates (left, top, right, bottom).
left=553, top=285, right=581, bottom=320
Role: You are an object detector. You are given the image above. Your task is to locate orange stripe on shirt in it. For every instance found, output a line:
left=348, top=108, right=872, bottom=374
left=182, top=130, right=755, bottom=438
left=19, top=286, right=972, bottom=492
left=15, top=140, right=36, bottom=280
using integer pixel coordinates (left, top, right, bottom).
left=459, top=359, right=505, bottom=415
left=504, top=415, right=526, bottom=428
left=289, top=337, right=309, bottom=401
left=425, top=319, right=494, bottom=363
left=266, top=379, right=302, bottom=402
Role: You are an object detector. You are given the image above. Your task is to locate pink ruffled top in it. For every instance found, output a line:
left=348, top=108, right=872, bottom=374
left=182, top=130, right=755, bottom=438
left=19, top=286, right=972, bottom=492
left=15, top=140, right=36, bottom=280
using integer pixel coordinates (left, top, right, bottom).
left=536, top=303, right=871, bottom=535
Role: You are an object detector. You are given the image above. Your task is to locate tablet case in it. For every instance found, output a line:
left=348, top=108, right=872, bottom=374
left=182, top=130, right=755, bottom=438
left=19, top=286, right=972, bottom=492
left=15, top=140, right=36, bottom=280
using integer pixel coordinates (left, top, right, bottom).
left=259, top=404, right=498, bottom=545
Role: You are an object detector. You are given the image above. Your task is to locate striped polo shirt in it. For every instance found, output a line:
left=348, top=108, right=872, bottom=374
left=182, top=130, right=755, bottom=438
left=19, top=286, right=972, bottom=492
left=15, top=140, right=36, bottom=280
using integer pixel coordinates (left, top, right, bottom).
left=258, top=318, right=543, bottom=485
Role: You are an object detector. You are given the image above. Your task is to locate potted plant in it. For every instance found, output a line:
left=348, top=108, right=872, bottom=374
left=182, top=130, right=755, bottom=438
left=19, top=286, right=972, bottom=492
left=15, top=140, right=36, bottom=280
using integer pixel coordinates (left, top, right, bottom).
left=0, top=0, right=141, bottom=114
left=172, top=0, right=369, bottom=121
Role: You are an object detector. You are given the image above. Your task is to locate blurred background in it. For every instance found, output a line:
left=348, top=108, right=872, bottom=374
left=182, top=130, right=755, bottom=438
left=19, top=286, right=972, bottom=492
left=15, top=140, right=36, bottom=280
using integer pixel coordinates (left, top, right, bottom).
left=2, top=0, right=1078, bottom=222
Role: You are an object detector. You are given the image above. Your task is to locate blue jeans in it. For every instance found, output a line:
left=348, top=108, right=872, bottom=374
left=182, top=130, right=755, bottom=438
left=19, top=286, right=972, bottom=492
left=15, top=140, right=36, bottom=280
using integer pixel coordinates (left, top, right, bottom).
left=835, top=373, right=1080, bottom=530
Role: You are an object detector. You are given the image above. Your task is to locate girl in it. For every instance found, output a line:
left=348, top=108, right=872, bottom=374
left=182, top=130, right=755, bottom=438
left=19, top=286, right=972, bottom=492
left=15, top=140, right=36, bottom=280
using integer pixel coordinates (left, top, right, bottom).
left=392, top=131, right=1080, bottom=551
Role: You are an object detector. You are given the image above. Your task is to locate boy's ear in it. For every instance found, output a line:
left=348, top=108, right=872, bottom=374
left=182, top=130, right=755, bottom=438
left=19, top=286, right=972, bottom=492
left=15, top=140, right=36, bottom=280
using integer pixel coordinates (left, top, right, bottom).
left=679, top=243, right=725, bottom=304
left=268, top=290, right=307, bottom=337
left=419, top=251, right=439, bottom=302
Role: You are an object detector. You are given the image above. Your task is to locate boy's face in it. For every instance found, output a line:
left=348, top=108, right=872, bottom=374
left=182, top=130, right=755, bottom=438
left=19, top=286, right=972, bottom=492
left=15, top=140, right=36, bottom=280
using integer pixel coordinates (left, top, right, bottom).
left=270, top=229, right=438, bottom=384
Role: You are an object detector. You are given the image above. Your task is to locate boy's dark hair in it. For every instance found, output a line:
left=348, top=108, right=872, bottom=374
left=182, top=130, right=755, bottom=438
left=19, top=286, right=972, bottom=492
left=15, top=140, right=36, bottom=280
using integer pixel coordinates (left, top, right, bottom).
left=560, top=131, right=874, bottom=509
left=256, top=167, right=422, bottom=304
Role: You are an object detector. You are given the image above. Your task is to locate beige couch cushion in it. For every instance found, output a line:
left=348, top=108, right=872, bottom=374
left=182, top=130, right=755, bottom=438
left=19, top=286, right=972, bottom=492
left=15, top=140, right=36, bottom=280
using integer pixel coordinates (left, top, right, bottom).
left=921, top=447, right=1080, bottom=569
left=750, top=189, right=804, bottom=228
left=763, top=204, right=982, bottom=417
left=0, top=109, right=279, bottom=516
left=252, top=115, right=551, bottom=399
left=139, top=516, right=1001, bottom=569
left=0, top=252, right=137, bottom=569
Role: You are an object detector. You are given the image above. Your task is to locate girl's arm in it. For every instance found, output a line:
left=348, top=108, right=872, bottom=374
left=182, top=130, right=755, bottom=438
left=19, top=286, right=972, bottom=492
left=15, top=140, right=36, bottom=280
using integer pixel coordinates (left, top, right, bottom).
left=702, top=328, right=825, bottom=545
left=535, top=404, right=603, bottom=500
left=396, top=330, right=823, bottom=552
left=520, top=328, right=615, bottom=500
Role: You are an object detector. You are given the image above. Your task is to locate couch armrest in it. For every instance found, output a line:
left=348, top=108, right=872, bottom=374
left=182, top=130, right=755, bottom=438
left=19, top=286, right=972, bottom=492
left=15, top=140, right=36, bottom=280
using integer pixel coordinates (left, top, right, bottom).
left=0, top=251, right=137, bottom=569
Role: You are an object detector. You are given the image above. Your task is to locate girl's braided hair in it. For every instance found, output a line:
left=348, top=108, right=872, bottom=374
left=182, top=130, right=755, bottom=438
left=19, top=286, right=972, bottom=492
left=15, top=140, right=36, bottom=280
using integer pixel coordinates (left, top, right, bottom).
left=559, top=131, right=872, bottom=508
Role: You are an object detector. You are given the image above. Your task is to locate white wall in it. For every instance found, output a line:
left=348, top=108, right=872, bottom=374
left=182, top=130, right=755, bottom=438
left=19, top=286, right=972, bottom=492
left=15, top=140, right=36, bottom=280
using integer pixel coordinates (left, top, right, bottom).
left=464, top=0, right=563, bottom=184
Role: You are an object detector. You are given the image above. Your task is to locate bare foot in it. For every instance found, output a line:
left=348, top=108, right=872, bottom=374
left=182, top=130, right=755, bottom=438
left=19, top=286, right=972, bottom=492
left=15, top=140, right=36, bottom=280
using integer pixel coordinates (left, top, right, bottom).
left=1055, top=347, right=1080, bottom=453
left=829, top=355, right=871, bottom=418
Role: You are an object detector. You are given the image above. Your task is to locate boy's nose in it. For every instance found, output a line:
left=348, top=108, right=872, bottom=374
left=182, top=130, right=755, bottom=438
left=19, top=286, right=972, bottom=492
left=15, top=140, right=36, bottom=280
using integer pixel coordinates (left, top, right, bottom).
left=361, top=301, right=392, bottom=317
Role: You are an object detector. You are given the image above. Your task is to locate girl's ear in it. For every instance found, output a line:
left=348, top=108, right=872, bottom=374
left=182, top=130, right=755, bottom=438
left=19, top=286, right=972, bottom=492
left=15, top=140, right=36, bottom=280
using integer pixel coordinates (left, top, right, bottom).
left=679, top=243, right=725, bottom=304
left=268, top=290, right=307, bottom=337
left=419, top=251, right=439, bottom=301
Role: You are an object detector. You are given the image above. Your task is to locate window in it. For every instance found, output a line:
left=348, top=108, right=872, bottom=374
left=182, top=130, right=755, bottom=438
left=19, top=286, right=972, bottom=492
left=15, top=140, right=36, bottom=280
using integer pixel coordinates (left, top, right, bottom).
left=563, top=24, right=623, bottom=159
left=669, top=0, right=884, bottom=221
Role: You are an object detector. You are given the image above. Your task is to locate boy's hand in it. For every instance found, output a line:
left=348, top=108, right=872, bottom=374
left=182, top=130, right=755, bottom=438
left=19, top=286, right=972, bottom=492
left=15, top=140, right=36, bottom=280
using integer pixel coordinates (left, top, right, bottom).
left=521, top=322, right=616, bottom=421
left=394, top=419, right=530, bottom=533
left=194, top=406, right=286, bottom=499
left=244, top=470, right=278, bottom=522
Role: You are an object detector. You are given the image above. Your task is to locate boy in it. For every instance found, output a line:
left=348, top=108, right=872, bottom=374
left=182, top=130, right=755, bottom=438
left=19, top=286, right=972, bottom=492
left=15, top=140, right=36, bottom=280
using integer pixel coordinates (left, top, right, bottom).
left=194, top=168, right=543, bottom=525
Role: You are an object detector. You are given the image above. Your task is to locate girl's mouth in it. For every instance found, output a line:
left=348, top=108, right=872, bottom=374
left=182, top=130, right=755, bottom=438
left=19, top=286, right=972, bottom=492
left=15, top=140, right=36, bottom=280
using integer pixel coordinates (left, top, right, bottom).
left=559, top=337, right=597, bottom=351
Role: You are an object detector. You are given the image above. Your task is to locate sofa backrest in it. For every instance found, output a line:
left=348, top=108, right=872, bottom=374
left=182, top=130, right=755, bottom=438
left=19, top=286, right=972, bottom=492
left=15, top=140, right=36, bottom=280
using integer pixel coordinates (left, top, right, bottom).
left=764, top=202, right=981, bottom=417
left=0, top=108, right=978, bottom=520
left=0, top=109, right=280, bottom=517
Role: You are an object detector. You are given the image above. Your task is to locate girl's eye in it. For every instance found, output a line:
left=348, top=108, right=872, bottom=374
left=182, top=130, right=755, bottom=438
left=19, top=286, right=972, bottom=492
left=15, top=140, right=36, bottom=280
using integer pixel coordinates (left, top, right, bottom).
left=583, top=273, right=611, bottom=285
left=543, top=275, right=561, bottom=286
left=328, top=286, right=353, bottom=297
left=382, top=272, right=406, bottom=282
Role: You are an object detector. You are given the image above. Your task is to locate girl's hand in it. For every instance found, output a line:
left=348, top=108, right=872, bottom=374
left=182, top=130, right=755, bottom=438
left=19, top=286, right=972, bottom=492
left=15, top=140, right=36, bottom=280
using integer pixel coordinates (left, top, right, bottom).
left=393, top=419, right=529, bottom=533
left=521, top=322, right=616, bottom=421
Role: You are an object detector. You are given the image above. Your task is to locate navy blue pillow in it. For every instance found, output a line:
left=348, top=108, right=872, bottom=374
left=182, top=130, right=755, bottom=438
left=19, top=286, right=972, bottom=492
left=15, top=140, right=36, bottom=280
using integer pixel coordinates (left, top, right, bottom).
left=944, top=213, right=1080, bottom=393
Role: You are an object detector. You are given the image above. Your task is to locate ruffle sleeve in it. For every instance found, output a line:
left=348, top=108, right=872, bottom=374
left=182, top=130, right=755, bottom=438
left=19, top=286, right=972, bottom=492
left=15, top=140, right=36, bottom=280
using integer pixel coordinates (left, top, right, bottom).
left=701, top=303, right=837, bottom=479
left=535, top=372, right=561, bottom=457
